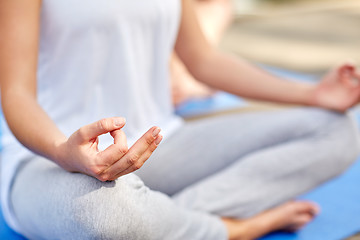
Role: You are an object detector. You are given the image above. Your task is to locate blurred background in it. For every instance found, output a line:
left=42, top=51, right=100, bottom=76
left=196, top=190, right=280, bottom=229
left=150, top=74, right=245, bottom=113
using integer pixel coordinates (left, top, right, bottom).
left=222, top=0, right=360, bottom=75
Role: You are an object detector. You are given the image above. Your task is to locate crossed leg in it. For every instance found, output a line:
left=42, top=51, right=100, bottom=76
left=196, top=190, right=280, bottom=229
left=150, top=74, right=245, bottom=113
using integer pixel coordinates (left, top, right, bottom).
left=10, top=108, right=360, bottom=239
left=137, top=108, right=360, bottom=235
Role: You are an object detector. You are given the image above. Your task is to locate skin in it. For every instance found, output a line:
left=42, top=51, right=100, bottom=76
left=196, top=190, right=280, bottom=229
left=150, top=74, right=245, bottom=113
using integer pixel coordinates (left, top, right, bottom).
left=0, top=0, right=360, bottom=239
left=222, top=201, right=320, bottom=240
left=175, top=0, right=360, bottom=111
left=0, top=0, right=163, bottom=182
left=171, top=0, right=232, bottom=105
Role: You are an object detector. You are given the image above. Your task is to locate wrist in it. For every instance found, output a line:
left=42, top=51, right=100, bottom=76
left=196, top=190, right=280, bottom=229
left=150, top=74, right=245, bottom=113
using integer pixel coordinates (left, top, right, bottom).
left=51, top=136, right=68, bottom=167
left=297, top=82, right=317, bottom=107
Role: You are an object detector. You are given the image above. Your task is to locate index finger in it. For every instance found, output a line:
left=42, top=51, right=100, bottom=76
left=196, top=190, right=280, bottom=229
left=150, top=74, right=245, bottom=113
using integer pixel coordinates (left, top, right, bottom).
left=102, top=126, right=161, bottom=178
left=126, top=126, right=161, bottom=158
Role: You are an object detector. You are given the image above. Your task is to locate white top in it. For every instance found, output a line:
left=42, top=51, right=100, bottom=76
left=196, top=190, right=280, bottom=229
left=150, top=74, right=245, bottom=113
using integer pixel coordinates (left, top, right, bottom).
left=1, top=0, right=182, bottom=232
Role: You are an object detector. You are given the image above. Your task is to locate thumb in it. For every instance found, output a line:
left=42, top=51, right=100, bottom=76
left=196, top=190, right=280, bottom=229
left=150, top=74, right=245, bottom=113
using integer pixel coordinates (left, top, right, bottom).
left=77, top=117, right=126, bottom=142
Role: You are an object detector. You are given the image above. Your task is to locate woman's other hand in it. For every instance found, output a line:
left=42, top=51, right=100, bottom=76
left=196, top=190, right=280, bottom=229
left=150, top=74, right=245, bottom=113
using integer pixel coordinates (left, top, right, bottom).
left=312, top=63, right=360, bottom=112
left=55, top=117, right=163, bottom=181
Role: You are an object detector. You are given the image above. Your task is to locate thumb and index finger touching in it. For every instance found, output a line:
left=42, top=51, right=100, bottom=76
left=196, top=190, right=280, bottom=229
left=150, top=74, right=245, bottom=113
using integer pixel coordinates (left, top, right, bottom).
left=77, top=117, right=162, bottom=167
left=337, top=63, right=360, bottom=87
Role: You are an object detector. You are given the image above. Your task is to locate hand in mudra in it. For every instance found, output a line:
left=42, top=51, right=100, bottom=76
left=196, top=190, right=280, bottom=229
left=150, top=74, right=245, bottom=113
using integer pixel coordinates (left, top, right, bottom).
left=313, top=63, right=360, bottom=112
left=56, top=117, right=162, bottom=181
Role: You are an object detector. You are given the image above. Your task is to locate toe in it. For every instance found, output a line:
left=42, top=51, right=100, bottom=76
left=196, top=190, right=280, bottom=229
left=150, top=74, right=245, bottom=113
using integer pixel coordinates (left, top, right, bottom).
left=284, top=213, right=314, bottom=232
left=294, top=201, right=321, bottom=216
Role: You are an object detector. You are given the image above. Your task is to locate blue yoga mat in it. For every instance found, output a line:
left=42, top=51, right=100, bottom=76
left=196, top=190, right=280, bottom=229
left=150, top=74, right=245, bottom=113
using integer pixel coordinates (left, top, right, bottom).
left=175, top=91, right=247, bottom=118
left=261, top=157, right=360, bottom=240
left=0, top=210, right=25, bottom=240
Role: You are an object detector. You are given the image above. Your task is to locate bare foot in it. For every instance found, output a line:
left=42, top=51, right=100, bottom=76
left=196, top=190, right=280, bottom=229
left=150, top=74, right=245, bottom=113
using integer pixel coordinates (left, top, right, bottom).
left=222, top=201, right=320, bottom=240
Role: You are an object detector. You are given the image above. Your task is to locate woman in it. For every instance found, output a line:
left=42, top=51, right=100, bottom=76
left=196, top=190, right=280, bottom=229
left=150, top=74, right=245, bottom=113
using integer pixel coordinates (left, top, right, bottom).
left=1, top=0, right=360, bottom=239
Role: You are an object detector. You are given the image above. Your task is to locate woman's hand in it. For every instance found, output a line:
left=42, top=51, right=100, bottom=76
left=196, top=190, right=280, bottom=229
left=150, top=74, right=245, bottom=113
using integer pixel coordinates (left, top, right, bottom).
left=55, top=117, right=163, bottom=181
left=312, top=63, right=360, bottom=112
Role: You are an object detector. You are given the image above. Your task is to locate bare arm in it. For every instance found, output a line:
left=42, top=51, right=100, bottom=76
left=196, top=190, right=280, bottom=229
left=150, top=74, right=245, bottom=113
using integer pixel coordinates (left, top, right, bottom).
left=0, top=0, right=162, bottom=181
left=0, top=0, right=66, bottom=160
left=176, top=0, right=360, bottom=111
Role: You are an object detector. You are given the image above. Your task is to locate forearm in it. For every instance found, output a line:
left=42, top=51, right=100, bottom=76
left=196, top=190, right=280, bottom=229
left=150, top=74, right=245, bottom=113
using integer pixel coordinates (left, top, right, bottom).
left=2, top=90, right=66, bottom=163
left=0, top=0, right=63, bottom=160
left=188, top=50, right=317, bottom=106
left=177, top=0, right=359, bottom=110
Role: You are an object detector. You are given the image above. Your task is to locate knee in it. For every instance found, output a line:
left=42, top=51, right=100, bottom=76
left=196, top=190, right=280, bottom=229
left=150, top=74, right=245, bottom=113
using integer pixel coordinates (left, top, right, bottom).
left=326, top=111, right=359, bottom=161
left=68, top=175, right=153, bottom=240
left=334, top=115, right=360, bottom=172
left=309, top=108, right=360, bottom=172
left=304, top=108, right=358, bottom=139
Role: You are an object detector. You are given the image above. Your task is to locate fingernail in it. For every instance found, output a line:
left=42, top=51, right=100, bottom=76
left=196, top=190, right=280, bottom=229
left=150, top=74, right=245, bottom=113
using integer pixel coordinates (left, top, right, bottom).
left=155, top=135, right=163, bottom=145
left=152, top=127, right=161, bottom=137
left=115, top=118, right=126, bottom=127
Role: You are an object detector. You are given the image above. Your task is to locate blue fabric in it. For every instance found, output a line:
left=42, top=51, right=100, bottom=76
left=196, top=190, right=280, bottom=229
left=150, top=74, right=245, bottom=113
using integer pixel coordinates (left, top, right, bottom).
left=175, top=92, right=247, bottom=118
left=260, top=157, right=360, bottom=240
left=0, top=209, right=26, bottom=240
left=0, top=111, right=26, bottom=239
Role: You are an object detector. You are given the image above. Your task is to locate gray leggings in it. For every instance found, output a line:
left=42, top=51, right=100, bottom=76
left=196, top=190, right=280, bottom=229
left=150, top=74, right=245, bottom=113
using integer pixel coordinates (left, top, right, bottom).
left=11, top=108, right=360, bottom=240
